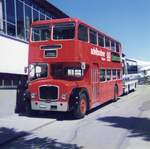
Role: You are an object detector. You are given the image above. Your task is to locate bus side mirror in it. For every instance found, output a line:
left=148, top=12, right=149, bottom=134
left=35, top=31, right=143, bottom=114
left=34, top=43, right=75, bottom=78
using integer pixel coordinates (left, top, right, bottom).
left=81, top=62, right=86, bottom=70
left=24, top=66, right=28, bottom=74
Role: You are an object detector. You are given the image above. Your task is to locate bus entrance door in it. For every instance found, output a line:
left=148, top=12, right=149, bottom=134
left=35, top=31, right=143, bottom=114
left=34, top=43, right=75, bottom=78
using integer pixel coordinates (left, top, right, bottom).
left=91, top=64, right=99, bottom=105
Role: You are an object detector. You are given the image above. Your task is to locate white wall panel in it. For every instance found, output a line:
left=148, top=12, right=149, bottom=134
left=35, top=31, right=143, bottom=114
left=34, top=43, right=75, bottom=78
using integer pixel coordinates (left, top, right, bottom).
left=0, top=35, right=28, bottom=74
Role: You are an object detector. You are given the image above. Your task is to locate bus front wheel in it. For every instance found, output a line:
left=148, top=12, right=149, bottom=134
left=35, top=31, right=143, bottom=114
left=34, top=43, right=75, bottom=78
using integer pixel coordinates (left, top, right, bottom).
left=25, top=99, right=38, bottom=116
left=73, top=93, right=87, bottom=119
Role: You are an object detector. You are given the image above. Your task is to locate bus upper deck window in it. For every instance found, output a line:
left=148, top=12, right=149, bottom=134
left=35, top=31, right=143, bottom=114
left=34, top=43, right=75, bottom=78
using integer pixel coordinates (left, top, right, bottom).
left=78, top=24, right=88, bottom=42
left=111, top=41, right=115, bottom=51
left=105, top=37, right=110, bottom=49
left=98, top=34, right=104, bottom=47
left=89, top=29, right=97, bottom=45
left=53, top=23, right=75, bottom=40
left=116, top=43, right=120, bottom=52
left=31, top=25, right=50, bottom=41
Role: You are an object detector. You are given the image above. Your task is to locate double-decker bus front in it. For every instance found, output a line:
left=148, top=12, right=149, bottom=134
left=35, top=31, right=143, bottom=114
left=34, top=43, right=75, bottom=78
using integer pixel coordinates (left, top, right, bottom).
left=27, top=19, right=88, bottom=118
left=22, top=18, right=123, bottom=119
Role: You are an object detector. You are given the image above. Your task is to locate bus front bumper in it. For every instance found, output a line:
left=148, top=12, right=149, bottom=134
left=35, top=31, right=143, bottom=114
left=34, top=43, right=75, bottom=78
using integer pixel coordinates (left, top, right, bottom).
left=31, top=101, right=68, bottom=112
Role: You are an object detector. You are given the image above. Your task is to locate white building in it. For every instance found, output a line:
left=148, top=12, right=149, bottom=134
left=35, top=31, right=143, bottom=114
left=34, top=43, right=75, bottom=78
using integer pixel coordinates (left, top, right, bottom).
left=0, top=0, right=68, bottom=88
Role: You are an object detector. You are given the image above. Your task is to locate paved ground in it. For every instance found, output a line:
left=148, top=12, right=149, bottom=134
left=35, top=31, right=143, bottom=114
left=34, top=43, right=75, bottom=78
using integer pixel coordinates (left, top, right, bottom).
left=0, top=85, right=150, bottom=149
left=0, top=89, right=16, bottom=118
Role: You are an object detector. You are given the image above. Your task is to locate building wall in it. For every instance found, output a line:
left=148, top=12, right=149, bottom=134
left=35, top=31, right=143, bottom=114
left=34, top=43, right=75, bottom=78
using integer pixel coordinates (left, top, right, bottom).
left=0, top=35, right=28, bottom=74
left=0, top=0, right=54, bottom=42
left=0, top=0, right=68, bottom=88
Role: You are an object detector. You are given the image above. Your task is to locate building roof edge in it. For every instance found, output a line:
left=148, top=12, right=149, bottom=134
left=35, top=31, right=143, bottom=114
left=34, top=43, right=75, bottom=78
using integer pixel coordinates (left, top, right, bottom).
left=34, top=0, right=69, bottom=18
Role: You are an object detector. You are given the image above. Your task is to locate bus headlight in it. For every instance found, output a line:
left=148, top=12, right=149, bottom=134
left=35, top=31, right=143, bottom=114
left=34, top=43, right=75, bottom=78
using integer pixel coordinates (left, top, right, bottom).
left=31, top=93, right=37, bottom=99
left=61, top=93, right=67, bottom=101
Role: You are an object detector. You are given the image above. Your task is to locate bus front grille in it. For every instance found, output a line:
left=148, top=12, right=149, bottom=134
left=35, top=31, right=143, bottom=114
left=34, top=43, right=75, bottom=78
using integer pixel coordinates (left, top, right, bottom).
left=39, top=86, right=58, bottom=101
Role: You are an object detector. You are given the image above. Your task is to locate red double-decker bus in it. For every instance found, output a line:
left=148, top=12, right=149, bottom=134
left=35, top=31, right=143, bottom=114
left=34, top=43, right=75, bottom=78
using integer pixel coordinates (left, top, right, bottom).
left=17, top=18, right=123, bottom=118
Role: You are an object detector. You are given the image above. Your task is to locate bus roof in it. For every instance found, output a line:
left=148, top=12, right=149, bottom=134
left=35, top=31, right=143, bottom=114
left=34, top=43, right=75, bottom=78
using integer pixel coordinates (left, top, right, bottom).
left=31, top=18, right=121, bottom=44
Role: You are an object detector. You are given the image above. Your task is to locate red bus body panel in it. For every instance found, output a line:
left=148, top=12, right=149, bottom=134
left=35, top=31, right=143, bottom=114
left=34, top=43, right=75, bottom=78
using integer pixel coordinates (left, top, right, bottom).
left=28, top=18, right=123, bottom=112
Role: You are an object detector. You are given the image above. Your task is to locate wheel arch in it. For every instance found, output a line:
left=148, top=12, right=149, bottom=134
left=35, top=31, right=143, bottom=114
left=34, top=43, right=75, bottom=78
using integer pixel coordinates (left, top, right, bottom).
left=113, top=83, right=119, bottom=102
left=69, top=87, right=90, bottom=111
left=115, top=83, right=119, bottom=93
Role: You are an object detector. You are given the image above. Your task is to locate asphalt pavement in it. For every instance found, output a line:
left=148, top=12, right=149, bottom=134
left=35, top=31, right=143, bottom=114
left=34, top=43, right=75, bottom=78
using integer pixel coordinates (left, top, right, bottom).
left=0, top=89, right=16, bottom=118
left=0, top=85, right=150, bottom=149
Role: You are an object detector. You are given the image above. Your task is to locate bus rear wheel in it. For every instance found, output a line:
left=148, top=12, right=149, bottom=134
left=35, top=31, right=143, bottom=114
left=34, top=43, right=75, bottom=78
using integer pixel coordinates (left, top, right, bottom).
left=73, top=93, right=87, bottom=119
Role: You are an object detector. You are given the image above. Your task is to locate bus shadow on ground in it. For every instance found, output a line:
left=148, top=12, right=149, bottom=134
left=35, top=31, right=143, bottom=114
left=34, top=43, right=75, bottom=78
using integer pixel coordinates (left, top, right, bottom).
left=121, top=90, right=135, bottom=97
left=87, top=99, right=114, bottom=115
left=19, top=99, right=115, bottom=121
left=19, top=111, right=76, bottom=121
left=0, top=127, right=82, bottom=149
left=97, top=116, right=150, bottom=141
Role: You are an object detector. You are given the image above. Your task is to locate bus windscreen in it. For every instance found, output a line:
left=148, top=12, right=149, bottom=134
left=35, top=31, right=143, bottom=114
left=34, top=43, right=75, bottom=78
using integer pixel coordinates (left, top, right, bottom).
left=127, top=60, right=138, bottom=74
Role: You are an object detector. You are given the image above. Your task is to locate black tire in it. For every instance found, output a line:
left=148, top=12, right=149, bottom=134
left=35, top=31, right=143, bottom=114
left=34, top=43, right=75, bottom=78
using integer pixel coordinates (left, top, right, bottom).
left=25, top=99, right=32, bottom=116
left=128, top=85, right=130, bottom=93
left=133, top=83, right=136, bottom=91
left=25, top=100, right=38, bottom=117
left=15, top=90, right=25, bottom=113
left=15, top=84, right=27, bottom=113
left=113, top=85, right=118, bottom=102
left=73, top=93, right=87, bottom=119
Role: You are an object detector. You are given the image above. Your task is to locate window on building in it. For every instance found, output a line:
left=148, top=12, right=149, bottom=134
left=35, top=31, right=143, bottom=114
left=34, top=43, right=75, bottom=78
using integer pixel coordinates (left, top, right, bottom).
left=6, top=0, right=15, bottom=24
left=0, top=0, right=3, bottom=32
left=46, top=11, right=52, bottom=19
left=89, top=29, right=97, bottom=45
left=0, top=79, right=2, bottom=86
left=40, top=7, right=45, bottom=14
left=24, top=0, right=32, bottom=6
left=2, top=0, right=5, bottom=20
left=25, top=5, right=32, bottom=41
left=107, top=69, right=111, bottom=81
left=4, top=79, right=12, bottom=86
left=13, top=79, right=19, bottom=86
left=78, top=24, right=88, bottom=42
left=1, top=0, right=58, bottom=41
left=1, top=0, right=6, bottom=33
left=33, top=2, right=38, bottom=10
left=100, top=69, right=106, bottom=82
left=7, top=23, right=16, bottom=36
left=33, top=9, right=39, bottom=21
left=46, top=16, right=50, bottom=20
left=40, top=13, right=45, bottom=20
left=98, top=34, right=104, bottom=47
left=6, top=0, right=16, bottom=36
left=16, top=0, right=25, bottom=39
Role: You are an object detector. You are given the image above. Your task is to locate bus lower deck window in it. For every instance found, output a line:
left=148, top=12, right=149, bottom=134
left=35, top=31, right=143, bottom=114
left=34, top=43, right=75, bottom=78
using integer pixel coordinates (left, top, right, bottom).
left=107, top=69, right=111, bottom=81
left=112, top=69, right=117, bottom=79
left=117, top=70, right=121, bottom=79
left=100, top=69, right=106, bottom=82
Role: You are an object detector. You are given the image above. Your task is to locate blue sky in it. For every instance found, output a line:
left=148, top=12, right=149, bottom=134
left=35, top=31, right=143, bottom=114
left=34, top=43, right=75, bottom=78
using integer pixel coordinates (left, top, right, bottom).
left=49, top=0, right=150, bottom=61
